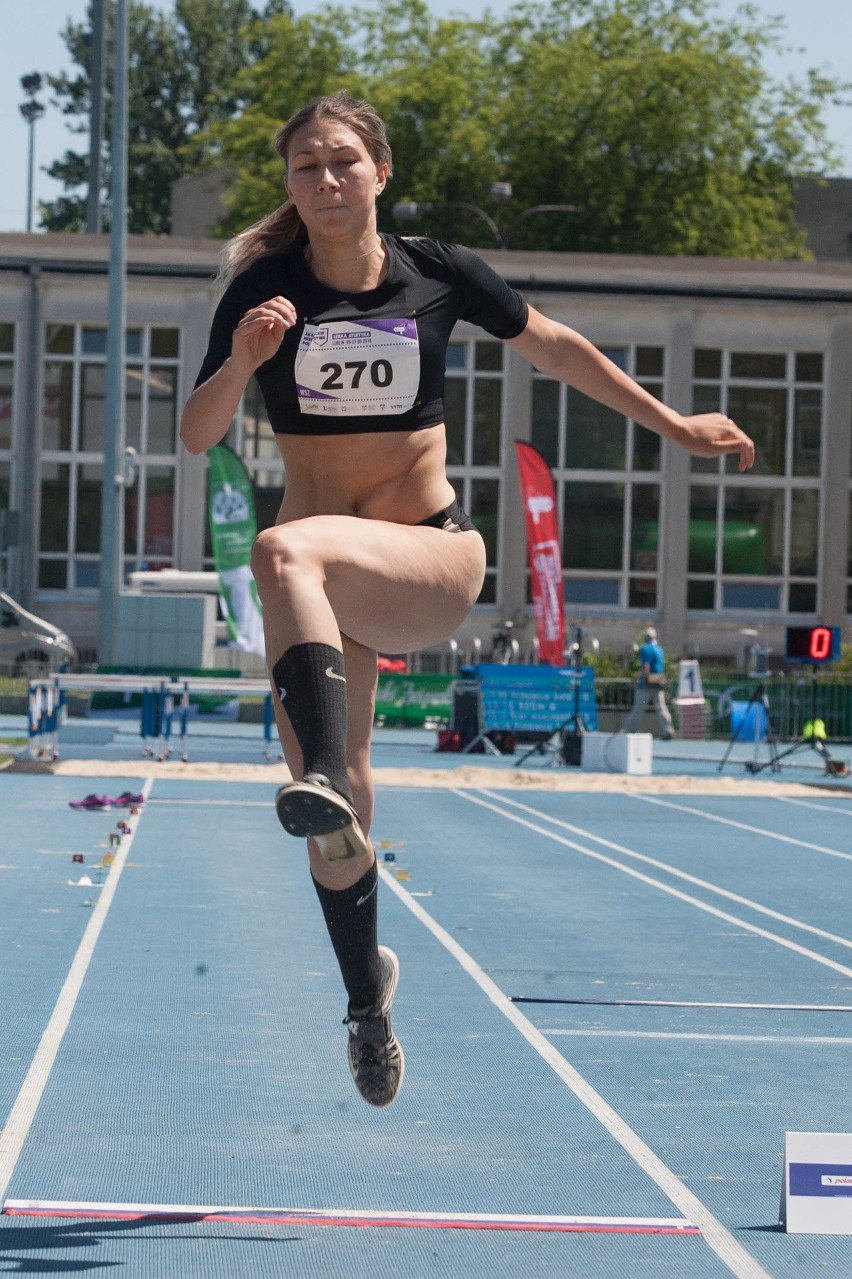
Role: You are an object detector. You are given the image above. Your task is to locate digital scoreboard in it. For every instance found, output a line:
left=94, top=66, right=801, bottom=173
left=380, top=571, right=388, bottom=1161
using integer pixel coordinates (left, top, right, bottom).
left=784, top=625, right=842, bottom=665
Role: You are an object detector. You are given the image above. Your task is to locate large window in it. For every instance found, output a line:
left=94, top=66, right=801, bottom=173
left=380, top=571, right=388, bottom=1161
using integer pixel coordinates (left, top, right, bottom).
left=0, top=321, right=13, bottom=485
left=688, top=349, right=823, bottom=614
left=445, top=338, right=504, bottom=603
left=0, top=323, right=14, bottom=578
left=0, top=324, right=13, bottom=455
left=531, top=346, right=664, bottom=609
left=848, top=413, right=852, bottom=617
left=38, top=325, right=181, bottom=592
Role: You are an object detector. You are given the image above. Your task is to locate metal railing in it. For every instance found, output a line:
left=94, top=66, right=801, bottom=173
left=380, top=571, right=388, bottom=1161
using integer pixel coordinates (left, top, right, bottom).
left=5, top=653, right=851, bottom=742
left=404, top=633, right=534, bottom=674
left=594, top=674, right=852, bottom=742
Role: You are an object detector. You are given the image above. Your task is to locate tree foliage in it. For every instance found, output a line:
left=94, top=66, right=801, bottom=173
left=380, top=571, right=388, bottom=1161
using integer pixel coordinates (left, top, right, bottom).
left=207, top=0, right=845, bottom=257
left=41, top=0, right=847, bottom=255
left=484, top=0, right=845, bottom=255
left=41, top=0, right=290, bottom=235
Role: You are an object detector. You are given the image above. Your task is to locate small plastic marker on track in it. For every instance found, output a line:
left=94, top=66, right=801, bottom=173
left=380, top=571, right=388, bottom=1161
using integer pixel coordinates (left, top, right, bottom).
left=0, top=1202, right=700, bottom=1235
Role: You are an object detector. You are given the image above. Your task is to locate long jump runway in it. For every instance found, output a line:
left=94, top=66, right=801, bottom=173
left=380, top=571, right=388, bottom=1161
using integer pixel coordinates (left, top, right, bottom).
left=2, top=767, right=852, bottom=1277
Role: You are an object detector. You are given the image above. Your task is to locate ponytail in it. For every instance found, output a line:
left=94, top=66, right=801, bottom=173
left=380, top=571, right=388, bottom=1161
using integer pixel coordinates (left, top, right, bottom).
left=217, top=201, right=306, bottom=288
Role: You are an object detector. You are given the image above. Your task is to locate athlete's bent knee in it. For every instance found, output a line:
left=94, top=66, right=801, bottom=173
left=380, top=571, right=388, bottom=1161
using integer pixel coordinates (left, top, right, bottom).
left=251, top=525, right=319, bottom=600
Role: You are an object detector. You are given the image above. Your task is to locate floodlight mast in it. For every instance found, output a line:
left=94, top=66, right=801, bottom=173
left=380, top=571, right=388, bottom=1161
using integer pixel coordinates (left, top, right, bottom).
left=19, top=73, right=45, bottom=233
left=86, top=0, right=107, bottom=234
left=98, top=0, right=128, bottom=665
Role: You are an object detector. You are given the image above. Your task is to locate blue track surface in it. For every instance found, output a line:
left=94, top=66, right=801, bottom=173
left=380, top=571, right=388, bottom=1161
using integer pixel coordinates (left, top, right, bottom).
left=2, top=727, right=852, bottom=1276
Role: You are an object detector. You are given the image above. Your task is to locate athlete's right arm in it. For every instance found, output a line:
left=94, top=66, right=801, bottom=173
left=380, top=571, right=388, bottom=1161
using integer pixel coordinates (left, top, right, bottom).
left=179, top=295, right=297, bottom=455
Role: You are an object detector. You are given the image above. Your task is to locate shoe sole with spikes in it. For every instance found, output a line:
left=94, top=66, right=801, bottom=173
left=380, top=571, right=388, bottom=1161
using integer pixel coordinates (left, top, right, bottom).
left=274, top=774, right=370, bottom=863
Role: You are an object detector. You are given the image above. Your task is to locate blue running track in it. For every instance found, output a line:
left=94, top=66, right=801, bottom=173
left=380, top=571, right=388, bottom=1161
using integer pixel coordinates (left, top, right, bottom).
left=1, top=740, right=852, bottom=1277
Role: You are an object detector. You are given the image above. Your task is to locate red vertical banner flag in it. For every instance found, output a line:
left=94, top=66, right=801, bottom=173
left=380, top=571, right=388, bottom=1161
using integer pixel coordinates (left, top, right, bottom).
left=515, top=441, right=565, bottom=666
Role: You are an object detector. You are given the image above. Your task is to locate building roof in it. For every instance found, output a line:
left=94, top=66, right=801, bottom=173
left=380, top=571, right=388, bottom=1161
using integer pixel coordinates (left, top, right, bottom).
left=479, top=247, right=852, bottom=303
left=0, top=232, right=223, bottom=277
left=2, top=232, right=852, bottom=301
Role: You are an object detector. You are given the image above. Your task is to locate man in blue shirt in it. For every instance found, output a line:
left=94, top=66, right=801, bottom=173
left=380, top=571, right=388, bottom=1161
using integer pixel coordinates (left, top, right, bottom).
left=625, top=627, right=675, bottom=739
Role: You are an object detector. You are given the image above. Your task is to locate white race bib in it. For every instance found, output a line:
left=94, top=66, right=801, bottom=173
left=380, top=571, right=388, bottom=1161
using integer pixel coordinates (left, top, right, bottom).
left=295, top=318, right=420, bottom=416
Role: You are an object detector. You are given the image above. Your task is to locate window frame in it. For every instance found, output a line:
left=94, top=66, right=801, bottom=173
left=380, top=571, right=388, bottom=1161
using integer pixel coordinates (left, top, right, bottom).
left=531, top=344, right=666, bottom=612
left=687, top=347, right=824, bottom=617
left=37, top=324, right=182, bottom=596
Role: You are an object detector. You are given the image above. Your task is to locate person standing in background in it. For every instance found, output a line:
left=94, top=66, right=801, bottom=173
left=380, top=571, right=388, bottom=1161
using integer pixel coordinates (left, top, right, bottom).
left=625, top=627, right=675, bottom=739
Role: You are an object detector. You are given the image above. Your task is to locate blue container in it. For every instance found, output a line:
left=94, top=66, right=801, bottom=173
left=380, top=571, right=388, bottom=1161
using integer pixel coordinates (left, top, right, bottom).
left=730, top=700, right=767, bottom=741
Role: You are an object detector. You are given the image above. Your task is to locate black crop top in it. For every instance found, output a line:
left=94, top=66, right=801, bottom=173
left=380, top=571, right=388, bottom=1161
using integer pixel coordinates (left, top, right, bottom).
left=194, top=234, right=529, bottom=435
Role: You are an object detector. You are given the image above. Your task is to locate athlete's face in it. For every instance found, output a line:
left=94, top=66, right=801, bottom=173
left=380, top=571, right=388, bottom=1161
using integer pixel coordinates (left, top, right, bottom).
left=285, top=117, right=387, bottom=239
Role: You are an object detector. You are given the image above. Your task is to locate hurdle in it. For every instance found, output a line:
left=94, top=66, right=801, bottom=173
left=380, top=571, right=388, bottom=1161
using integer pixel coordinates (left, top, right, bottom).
left=28, top=673, right=276, bottom=762
left=140, top=686, right=159, bottom=758
left=27, top=682, right=62, bottom=760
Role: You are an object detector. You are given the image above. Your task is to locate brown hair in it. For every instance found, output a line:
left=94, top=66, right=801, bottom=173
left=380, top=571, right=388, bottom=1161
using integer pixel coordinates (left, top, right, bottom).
left=218, top=91, right=393, bottom=286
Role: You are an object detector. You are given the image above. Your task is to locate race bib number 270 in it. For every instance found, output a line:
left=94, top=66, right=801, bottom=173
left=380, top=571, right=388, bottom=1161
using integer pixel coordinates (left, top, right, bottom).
left=295, top=318, right=420, bottom=416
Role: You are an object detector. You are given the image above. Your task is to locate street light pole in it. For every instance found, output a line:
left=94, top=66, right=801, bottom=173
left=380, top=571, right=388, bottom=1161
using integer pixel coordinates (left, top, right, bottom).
left=502, top=204, right=578, bottom=245
left=393, top=200, right=506, bottom=247
left=19, top=73, right=45, bottom=233
left=392, top=185, right=576, bottom=250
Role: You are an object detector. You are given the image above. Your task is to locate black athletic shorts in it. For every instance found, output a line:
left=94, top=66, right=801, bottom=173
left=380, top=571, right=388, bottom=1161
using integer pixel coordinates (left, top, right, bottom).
left=417, top=497, right=475, bottom=533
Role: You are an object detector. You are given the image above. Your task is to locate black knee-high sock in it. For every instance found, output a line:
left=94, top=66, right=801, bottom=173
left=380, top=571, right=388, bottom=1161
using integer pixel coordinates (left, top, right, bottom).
left=271, top=642, right=352, bottom=800
left=312, top=862, right=382, bottom=1011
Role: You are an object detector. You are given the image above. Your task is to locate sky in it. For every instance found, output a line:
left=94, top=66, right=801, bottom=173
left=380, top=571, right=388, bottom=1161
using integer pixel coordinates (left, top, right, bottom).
left=1, top=0, right=850, bottom=233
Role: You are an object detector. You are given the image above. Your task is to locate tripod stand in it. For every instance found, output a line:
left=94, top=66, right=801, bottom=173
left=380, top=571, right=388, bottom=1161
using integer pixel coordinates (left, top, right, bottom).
left=514, top=667, right=588, bottom=768
left=717, top=679, right=781, bottom=774
left=744, top=665, right=848, bottom=777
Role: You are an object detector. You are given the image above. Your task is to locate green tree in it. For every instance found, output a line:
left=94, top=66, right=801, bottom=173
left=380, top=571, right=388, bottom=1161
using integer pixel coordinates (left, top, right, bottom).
left=41, top=0, right=290, bottom=235
left=207, top=0, right=845, bottom=258
left=490, top=0, right=845, bottom=255
left=204, top=0, right=510, bottom=242
left=206, top=7, right=366, bottom=236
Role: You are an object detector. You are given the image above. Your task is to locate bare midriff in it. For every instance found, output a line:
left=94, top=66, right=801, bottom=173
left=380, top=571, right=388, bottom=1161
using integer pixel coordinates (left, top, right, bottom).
left=273, top=421, right=458, bottom=525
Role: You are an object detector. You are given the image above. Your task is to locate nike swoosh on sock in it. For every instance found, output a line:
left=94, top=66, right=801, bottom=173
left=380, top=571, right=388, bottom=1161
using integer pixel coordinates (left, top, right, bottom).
left=325, top=666, right=347, bottom=682
left=356, top=879, right=378, bottom=907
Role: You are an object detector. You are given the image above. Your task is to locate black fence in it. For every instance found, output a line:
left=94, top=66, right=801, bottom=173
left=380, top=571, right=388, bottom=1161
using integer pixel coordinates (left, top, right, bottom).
left=596, top=674, right=852, bottom=743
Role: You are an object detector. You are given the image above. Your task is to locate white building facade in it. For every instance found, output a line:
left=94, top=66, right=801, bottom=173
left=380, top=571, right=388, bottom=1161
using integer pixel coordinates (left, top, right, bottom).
left=1, top=231, right=850, bottom=664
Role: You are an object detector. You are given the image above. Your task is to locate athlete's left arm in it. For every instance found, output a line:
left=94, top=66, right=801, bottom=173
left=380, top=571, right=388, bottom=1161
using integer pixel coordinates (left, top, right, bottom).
left=507, top=306, right=755, bottom=471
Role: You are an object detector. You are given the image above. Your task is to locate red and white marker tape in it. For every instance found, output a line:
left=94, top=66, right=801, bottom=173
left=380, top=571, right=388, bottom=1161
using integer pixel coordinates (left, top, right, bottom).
left=2, top=1200, right=700, bottom=1234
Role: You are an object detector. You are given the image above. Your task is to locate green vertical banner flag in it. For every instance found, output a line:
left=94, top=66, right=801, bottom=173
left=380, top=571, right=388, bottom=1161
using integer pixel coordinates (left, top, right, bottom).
left=206, top=444, right=265, bottom=657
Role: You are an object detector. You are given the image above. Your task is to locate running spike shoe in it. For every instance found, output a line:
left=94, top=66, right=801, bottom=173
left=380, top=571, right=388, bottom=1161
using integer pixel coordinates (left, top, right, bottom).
left=274, top=773, right=369, bottom=862
left=69, top=794, right=112, bottom=811
left=343, top=946, right=404, bottom=1107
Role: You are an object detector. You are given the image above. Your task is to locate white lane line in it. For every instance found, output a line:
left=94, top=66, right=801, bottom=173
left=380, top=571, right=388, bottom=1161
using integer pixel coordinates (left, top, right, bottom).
left=454, top=790, right=852, bottom=981
left=628, top=793, right=852, bottom=864
left=477, top=789, right=852, bottom=954
left=543, top=1030, right=852, bottom=1046
left=775, top=796, right=852, bottom=819
left=147, top=798, right=270, bottom=807
left=0, top=778, right=153, bottom=1209
left=378, top=865, right=774, bottom=1279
